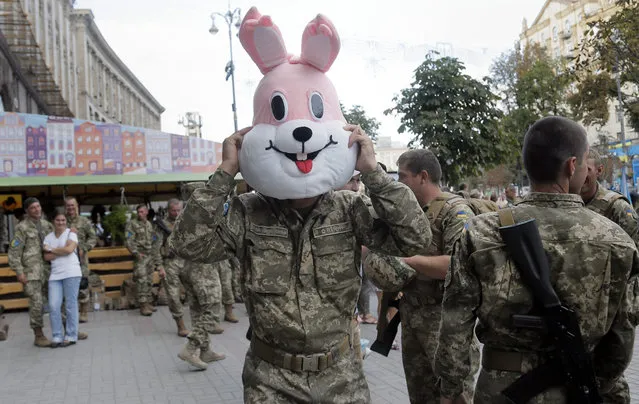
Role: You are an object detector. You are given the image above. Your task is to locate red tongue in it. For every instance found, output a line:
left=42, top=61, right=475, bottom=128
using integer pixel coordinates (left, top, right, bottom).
left=295, top=159, right=313, bottom=174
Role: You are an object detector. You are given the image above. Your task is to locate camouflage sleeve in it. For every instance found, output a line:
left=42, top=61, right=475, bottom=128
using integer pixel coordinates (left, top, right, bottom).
left=81, top=218, right=97, bottom=254
left=363, top=251, right=416, bottom=292
left=441, top=203, right=475, bottom=256
left=169, top=169, right=244, bottom=263
left=7, top=225, right=26, bottom=276
left=355, top=164, right=431, bottom=256
left=609, top=199, right=639, bottom=246
left=592, top=250, right=639, bottom=392
left=434, top=226, right=481, bottom=398
left=124, top=221, right=137, bottom=256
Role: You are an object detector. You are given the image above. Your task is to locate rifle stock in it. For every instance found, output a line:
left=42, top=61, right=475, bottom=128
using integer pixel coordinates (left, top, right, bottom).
left=370, top=292, right=401, bottom=356
left=498, top=218, right=602, bottom=404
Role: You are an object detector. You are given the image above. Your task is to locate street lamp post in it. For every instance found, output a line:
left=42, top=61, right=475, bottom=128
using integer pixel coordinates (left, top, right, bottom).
left=209, top=2, right=242, bottom=133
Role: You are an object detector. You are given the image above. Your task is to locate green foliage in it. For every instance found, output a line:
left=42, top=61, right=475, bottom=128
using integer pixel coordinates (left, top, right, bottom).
left=341, top=104, right=381, bottom=143
left=102, top=205, right=129, bottom=246
left=576, top=0, right=639, bottom=132
left=385, top=53, right=511, bottom=185
left=489, top=43, right=571, bottom=156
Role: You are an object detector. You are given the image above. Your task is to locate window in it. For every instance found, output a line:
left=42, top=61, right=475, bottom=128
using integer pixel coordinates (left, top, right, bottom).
left=115, top=144, right=120, bottom=151
left=85, top=126, right=92, bottom=133
left=49, top=139, right=55, bottom=149
left=200, top=152, right=204, bottom=162
left=95, top=149, right=100, bottom=155
left=59, top=140, right=64, bottom=149
left=564, top=19, right=571, bottom=35
left=50, top=155, right=55, bottom=165
left=77, top=136, right=83, bottom=143
left=553, top=26, right=558, bottom=41
left=28, top=150, right=34, bottom=159
left=39, top=137, right=45, bottom=147
left=38, top=151, right=45, bottom=159
left=194, top=153, right=198, bottom=162
left=95, top=136, right=100, bottom=142
left=67, top=140, right=72, bottom=149
left=78, top=162, right=84, bottom=169
left=137, top=151, right=143, bottom=158
left=87, top=149, right=92, bottom=156
left=126, top=152, right=131, bottom=157
left=59, top=154, right=64, bottom=165
left=78, top=149, right=83, bottom=155
left=105, top=144, right=110, bottom=151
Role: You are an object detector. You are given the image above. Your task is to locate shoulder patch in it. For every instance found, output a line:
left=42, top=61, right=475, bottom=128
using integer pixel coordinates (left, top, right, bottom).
left=456, top=209, right=470, bottom=219
left=626, top=207, right=636, bottom=217
left=126, top=231, right=133, bottom=239
left=152, top=234, right=157, bottom=241
left=223, top=202, right=230, bottom=216
left=10, top=238, right=20, bottom=248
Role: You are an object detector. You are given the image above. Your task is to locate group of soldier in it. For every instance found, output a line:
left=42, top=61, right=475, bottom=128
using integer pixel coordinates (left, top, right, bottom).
left=5, top=188, right=241, bottom=369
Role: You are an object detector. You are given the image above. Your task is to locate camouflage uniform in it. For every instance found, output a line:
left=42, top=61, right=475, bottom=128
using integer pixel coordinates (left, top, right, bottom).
left=67, top=214, right=97, bottom=311
left=436, top=193, right=639, bottom=403
left=169, top=165, right=430, bottom=403
left=8, top=218, right=53, bottom=329
left=366, top=192, right=479, bottom=404
left=585, top=183, right=639, bottom=404
left=153, top=216, right=186, bottom=319
left=125, top=218, right=157, bottom=305
left=218, top=258, right=235, bottom=306
left=183, top=260, right=223, bottom=349
left=231, top=257, right=242, bottom=301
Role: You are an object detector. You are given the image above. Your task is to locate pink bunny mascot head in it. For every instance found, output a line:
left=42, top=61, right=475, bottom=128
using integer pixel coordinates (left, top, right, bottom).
left=238, top=7, right=358, bottom=199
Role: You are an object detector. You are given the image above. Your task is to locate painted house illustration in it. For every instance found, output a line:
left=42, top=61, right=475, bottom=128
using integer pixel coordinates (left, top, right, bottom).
left=75, top=121, right=104, bottom=175
left=145, top=130, right=172, bottom=173
left=190, top=136, right=217, bottom=173
left=26, top=125, right=47, bottom=175
left=47, top=116, right=76, bottom=176
left=0, top=113, right=27, bottom=176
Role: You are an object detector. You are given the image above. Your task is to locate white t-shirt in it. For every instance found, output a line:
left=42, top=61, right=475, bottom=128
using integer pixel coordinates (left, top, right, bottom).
left=44, top=229, right=82, bottom=281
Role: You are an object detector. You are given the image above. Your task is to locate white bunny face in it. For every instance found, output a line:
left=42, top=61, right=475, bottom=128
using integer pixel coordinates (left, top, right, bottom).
left=237, top=7, right=358, bottom=199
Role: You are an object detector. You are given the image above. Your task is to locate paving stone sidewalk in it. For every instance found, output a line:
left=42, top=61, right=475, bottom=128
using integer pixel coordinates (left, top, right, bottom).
left=1, top=304, right=638, bottom=403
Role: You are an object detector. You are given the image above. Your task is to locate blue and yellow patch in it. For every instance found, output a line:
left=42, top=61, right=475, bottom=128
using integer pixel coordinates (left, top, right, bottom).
left=152, top=234, right=157, bottom=242
left=626, top=207, right=636, bottom=218
left=223, top=202, right=230, bottom=217
left=10, top=238, right=20, bottom=248
left=126, top=231, right=133, bottom=239
left=456, top=210, right=470, bottom=220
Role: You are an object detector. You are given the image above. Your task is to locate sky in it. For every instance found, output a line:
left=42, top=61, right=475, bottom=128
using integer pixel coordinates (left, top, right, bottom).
left=74, top=0, right=546, bottom=145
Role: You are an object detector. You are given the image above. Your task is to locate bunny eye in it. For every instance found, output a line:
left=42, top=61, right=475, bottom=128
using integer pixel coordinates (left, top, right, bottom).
left=271, top=92, right=288, bottom=122
left=309, top=92, right=324, bottom=119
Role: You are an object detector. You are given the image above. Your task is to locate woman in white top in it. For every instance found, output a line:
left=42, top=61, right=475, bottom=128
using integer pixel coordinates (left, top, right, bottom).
left=43, top=208, right=82, bottom=347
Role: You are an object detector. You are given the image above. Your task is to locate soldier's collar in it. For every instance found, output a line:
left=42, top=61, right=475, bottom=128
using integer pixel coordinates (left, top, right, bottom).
left=520, top=192, right=585, bottom=207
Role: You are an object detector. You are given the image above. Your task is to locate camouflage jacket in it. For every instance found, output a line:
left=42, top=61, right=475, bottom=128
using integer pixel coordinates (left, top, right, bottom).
left=435, top=193, right=639, bottom=399
left=153, top=216, right=184, bottom=267
left=169, top=165, right=431, bottom=354
left=586, top=183, right=639, bottom=246
left=125, top=218, right=155, bottom=256
left=67, top=215, right=97, bottom=268
left=8, top=218, right=53, bottom=280
left=366, top=192, right=474, bottom=304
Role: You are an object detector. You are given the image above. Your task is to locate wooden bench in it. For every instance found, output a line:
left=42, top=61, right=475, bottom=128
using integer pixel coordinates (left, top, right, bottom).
left=0, top=247, right=160, bottom=311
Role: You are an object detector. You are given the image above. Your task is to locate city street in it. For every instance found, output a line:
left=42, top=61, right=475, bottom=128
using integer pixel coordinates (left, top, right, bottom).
left=1, top=303, right=639, bottom=404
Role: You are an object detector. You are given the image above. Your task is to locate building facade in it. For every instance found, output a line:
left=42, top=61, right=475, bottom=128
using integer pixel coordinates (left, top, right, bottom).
left=145, top=130, right=172, bottom=173
left=26, top=125, right=47, bottom=175
left=0, top=113, right=27, bottom=176
left=75, top=121, right=103, bottom=175
left=72, top=9, right=164, bottom=129
left=0, top=1, right=163, bottom=128
left=520, top=0, right=636, bottom=145
left=373, top=136, right=409, bottom=173
left=46, top=116, right=75, bottom=176
left=99, top=124, right=122, bottom=175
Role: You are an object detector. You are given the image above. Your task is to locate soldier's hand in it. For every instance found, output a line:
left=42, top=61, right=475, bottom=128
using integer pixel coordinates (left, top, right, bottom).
left=158, top=268, right=166, bottom=279
left=17, top=273, right=27, bottom=285
left=70, top=227, right=78, bottom=234
left=345, top=124, right=377, bottom=173
left=220, top=127, right=252, bottom=177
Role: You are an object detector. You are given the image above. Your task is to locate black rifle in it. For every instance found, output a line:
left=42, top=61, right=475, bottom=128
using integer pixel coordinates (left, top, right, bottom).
left=154, top=218, right=174, bottom=258
left=370, top=292, right=401, bottom=356
left=498, top=218, right=602, bottom=404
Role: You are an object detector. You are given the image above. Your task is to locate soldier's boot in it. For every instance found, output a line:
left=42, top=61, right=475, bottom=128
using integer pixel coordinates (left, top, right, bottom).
left=200, top=346, right=226, bottom=363
left=0, top=323, right=9, bottom=341
left=78, top=331, right=88, bottom=340
left=140, top=303, right=153, bottom=316
left=224, top=304, right=239, bottom=323
left=178, top=341, right=208, bottom=370
left=33, top=327, right=51, bottom=347
left=79, top=303, right=89, bottom=323
left=210, top=323, right=224, bottom=334
left=175, top=318, right=190, bottom=337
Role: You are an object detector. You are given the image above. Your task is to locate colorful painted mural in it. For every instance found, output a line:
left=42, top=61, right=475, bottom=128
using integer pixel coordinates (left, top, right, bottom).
left=0, top=112, right=222, bottom=178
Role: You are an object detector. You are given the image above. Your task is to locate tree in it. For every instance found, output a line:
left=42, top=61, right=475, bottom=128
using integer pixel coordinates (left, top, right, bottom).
left=490, top=43, right=571, bottom=153
left=385, top=53, right=511, bottom=185
left=575, top=0, right=639, bottom=132
left=340, top=104, right=381, bottom=143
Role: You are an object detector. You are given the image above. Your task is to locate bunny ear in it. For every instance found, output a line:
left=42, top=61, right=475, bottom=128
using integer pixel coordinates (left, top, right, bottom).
left=299, top=14, right=341, bottom=72
left=239, top=7, right=289, bottom=74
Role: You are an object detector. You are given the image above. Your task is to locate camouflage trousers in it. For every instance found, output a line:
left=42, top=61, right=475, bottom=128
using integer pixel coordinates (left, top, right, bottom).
left=218, top=259, right=234, bottom=306
left=78, top=262, right=90, bottom=305
left=133, top=253, right=154, bottom=304
left=231, top=258, right=241, bottom=301
left=400, top=299, right=479, bottom=404
left=242, top=345, right=371, bottom=403
left=163, top=257, right=186, bottom=320
left=183, top=261, right=222, bottom=349
left=24, top=280, right=47, bottom=329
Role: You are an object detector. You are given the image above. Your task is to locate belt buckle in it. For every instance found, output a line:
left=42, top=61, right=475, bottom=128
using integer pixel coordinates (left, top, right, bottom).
left=301, top=353, right=322, bottom=372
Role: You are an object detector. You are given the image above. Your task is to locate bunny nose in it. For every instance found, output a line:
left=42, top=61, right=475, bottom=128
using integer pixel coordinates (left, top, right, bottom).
left=292, top=127, right=313, bottom=143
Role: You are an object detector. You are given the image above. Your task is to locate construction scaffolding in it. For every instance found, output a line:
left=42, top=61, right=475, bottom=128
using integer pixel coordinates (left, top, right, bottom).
left=0, top=0, right=72, bottom=117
